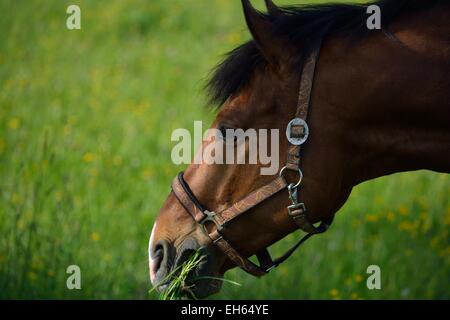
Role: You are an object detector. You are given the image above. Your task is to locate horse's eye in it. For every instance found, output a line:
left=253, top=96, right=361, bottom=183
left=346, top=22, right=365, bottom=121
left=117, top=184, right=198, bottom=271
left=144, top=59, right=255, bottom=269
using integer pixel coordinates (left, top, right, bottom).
left=217, top=125, right=237, bottom=142
left=218, top=125, right=233, bottom=139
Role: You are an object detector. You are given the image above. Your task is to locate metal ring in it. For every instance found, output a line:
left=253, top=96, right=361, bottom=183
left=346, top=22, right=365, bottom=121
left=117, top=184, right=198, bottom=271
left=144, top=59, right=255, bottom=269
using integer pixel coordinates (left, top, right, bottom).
left=279, top=166, right=303, bottom=189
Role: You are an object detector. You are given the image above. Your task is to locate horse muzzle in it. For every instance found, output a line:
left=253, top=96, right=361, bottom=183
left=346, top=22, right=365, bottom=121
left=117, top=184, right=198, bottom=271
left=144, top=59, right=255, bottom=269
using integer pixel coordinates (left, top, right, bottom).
left=149, top=237, right=223, bottom=298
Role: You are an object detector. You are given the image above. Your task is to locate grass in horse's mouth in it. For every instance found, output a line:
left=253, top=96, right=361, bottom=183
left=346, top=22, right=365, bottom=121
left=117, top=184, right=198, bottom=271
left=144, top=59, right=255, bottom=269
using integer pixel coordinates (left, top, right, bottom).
left=149, top=250, right=241, bottom=300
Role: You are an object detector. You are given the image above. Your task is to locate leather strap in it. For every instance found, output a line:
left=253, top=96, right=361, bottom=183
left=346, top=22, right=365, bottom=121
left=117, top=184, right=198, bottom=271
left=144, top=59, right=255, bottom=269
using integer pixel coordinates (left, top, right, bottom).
left=209, top=230, right=268, bottom=277
left=172, top=172, right=208, bottom=224
left=285, top=39, right=326, bottom=234
left=172, top=173, right=287, bottom=227
left=215, top=176, right=287, bottom=226
left=286, top=39, right=322, bottom=171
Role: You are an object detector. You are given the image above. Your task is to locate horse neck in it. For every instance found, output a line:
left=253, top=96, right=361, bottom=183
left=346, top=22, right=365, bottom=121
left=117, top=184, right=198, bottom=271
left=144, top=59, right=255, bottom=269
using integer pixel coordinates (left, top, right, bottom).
left=293, top=5, right=450, bottom=228
left=324, top=7, right=450, bottom=189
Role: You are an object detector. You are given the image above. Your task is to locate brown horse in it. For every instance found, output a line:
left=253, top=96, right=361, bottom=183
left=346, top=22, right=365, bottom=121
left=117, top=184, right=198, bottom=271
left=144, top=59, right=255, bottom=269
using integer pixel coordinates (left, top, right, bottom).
left=149, top=0, right=450, bottom=298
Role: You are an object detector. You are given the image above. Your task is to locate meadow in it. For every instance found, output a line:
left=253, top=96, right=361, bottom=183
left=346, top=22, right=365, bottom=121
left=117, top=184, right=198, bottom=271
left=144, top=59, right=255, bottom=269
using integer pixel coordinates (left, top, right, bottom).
left=0, top=0, right=448, bottom=300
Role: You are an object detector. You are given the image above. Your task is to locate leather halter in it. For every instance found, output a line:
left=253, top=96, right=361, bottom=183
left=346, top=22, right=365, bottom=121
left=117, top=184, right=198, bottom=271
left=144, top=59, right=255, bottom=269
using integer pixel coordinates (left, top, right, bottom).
left=171, top=37, right=333, bottom=277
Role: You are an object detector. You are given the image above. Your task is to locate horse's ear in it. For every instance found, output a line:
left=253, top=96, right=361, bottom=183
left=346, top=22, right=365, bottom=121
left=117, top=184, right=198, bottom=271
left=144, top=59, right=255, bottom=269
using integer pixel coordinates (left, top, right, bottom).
left=242, top=0, right=286, bottom=66
left=264, top=0, right=282, bottom=17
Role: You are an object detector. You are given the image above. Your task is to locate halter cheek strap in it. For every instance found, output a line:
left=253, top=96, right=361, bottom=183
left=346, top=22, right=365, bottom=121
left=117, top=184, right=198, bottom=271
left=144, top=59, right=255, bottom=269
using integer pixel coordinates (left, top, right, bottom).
left=171, top=37, right=334, bottom=277
left=283, top=37, right=329, bottom=234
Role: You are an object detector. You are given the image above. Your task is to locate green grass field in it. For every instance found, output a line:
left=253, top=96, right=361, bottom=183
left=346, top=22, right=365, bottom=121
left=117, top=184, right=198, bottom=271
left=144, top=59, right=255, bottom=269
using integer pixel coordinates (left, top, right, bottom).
left=0, top=0, right=449, bottom=300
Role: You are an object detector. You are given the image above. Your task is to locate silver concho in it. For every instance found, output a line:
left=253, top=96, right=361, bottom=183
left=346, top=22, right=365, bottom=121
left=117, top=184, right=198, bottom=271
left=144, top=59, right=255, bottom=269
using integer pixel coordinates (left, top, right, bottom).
left=286, top=118, right=309, bottom=146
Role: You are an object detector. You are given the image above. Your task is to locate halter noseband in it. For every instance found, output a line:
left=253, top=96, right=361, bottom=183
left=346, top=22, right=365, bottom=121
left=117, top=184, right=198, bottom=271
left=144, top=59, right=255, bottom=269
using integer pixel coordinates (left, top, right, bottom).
left=171, top=37, right=333, bottom=277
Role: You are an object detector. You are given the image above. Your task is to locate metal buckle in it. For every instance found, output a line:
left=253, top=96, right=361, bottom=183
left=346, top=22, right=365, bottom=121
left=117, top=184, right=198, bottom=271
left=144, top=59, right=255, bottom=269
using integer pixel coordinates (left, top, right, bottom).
left=286, top=118, right=309, bottom=146
left=199, top=210, right=223, bottom=233
left=285, top=181, right=307, bottom=217
left=279, top=166, right=303, bottom=189
left=287, top=202, right=307, bottom=217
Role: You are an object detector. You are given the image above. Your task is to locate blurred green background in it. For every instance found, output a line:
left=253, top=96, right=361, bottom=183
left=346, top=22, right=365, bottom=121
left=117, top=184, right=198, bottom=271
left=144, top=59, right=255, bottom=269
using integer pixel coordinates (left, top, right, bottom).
left=0, top=0, right=448, bottom=300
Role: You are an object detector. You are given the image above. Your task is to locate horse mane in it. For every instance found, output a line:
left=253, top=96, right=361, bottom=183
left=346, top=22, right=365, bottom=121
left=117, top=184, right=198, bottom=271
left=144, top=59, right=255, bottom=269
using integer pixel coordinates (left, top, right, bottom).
left=206, top=0, right=443, bottom=107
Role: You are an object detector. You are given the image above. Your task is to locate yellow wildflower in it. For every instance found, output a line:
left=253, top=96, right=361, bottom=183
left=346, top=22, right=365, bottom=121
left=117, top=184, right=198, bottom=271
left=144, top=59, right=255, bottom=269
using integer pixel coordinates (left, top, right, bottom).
left=354, top=274, right=363, bottom=283
left=430, top=235, right=440, bottom=248
left=55, top=191, right=63, bottom=202
left=398, top=206, right=409, bottom=216
left=398, top=221, right=418, bottom=234
left=74, top=196, right=82, bottom=208
left=83, top=152, right=96, bottom=163
left=351, top=293, right=360, bottom=300
left=329, top=288, right=340, bottom=299
left=444, top=208, right=450, bottom=226
left=438, top=247, right=450, bottom=257
left=8, top=118, right=20, bottom=129
left=28, top=272, right=38, bottom=282
left=227, top=31, right=242, bottom=45
left=375, top=196, right=384, bottom=205
left=11, top=193, right=21, bottom=205
left=91, top=232, right=100, bottom=242
left=366, top=214, right=379, bottom=223
left=141, top=168, right=154, bottom=180
left=103, top=253, right=113, bottom=262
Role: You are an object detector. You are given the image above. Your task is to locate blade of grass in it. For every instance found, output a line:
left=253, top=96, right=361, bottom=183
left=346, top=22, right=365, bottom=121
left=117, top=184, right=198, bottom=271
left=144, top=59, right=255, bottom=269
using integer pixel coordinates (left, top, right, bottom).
left=149, top=250, right=242, bottom=300
left=149, top=250, right=204, bottom=300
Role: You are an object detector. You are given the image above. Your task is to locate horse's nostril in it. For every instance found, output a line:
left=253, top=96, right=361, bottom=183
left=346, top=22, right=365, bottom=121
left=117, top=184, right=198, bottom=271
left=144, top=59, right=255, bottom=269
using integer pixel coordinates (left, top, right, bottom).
left=153, top=244, right=164, bottom=272
left=150, top=240, right=172, bottom=284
